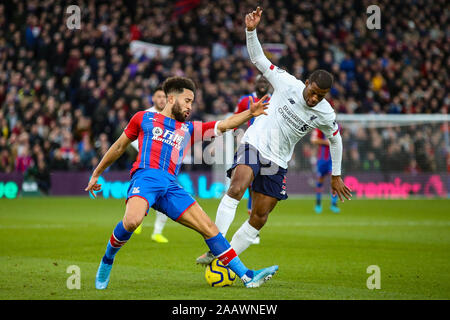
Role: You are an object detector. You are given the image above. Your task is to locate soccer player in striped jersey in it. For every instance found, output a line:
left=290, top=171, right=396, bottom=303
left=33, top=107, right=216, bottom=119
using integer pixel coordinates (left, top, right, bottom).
left=311, top=128, right=340, bottom=214
left=130, top=86, right=171, bottom=242
left=86, top=76, right=279, bottom=289
left=197, top=7, right=352, bottom=265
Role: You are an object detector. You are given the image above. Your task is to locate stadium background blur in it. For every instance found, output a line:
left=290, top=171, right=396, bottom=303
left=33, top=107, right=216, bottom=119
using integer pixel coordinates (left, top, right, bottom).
left=0, top=0, right=448, bottom=196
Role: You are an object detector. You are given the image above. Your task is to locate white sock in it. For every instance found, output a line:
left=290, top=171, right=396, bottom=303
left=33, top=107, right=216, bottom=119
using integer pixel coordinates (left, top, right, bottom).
left=230, top=219, right=259, bottom=255
left=215, top=194, right=240, bottom=237
left=153, top=211, right=167, bottom=235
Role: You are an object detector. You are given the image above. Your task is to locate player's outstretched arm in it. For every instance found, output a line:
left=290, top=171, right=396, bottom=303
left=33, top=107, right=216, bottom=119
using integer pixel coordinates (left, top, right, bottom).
left=245, top=6, right=262, bottom=32
left=328, top=132, right=352, bottom=202
left=85, top=132, right=132, bottom=197
left=217, top=95, right=269, bottom=133
left=245, top=7, right=272, bottom=74
left=331, top=175, right=352, bottom=202
left=245, top=7, right=298, bottom=90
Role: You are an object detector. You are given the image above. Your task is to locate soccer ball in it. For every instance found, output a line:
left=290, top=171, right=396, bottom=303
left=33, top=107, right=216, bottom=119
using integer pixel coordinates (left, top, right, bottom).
left=205, top=258, right=237, bottom=287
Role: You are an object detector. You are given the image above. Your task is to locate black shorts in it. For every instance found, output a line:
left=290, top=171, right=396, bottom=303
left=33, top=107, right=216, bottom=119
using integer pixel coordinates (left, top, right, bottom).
left=226, top=143, right=288, bottom=200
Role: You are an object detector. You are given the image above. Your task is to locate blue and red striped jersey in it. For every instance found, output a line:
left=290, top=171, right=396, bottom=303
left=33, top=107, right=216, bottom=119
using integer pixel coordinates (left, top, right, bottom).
left=234, top=93, right=271, bottom=127
left=124, top=111, right=218, bottom=177
left=312, top=129, right=330, bottom=161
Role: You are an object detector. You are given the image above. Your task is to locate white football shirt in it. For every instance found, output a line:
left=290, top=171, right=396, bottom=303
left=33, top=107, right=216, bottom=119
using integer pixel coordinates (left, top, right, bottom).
left=243, top=29, right=341, bottom=174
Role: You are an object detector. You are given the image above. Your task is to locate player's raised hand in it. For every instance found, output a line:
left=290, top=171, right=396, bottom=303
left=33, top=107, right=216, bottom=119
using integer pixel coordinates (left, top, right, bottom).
left=249, top=95, right=269, bottom=117
left=245, top=6, right=263, bottom=31
left=331, top=176, right=352, bottom=202
left=85, top=175, right=102, bottom=198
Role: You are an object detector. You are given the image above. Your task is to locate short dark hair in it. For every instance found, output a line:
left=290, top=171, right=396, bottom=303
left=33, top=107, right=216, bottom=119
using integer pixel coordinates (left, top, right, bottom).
left=308, top=70, right=334, bottom=90
left=154, top=85, right=164, bottom=94
left=162, top=77, right=196, bottom=95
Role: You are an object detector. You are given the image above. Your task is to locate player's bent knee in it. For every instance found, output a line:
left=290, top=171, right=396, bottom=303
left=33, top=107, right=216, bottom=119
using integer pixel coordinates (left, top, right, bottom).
left=123, top=216, right=143, bottom=232
left=123, top=197, right=147, bottom=232
left=227, top=184, right=246, bottom=200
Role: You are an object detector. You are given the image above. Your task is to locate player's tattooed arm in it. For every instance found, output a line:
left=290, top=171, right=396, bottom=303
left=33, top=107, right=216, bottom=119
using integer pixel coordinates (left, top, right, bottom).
left=85, top=133, right=132, bottom=197
left=217, top=95, right=269, bottom=133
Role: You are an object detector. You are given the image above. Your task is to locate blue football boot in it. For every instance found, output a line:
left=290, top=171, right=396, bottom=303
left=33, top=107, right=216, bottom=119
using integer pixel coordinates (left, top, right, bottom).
left=330, top=204, right=340, bottom=213
left=315, top=204, right=322, bottom=214
left=244, top=265, right=278, bottom=288
left=95, top=260, right=113, bottom=290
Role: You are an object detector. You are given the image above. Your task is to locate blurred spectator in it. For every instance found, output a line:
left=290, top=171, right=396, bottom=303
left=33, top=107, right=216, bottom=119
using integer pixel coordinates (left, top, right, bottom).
left=405, top=159, right=421, bottom=174
left=15, top=144, right=33, bottom=173
left=362, top=151, right=380, bottom=172
left=0, top=148, right=13, bottom=172
left=50, top=149, right=69, bottom=171
left=79, top=135, right=96, bottom=168
left=25, top=158, right=51, bottom=194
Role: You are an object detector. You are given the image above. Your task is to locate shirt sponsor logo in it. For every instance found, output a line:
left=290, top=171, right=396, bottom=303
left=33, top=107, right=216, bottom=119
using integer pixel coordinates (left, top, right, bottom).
left=152, top=128, right=185, bottom=150
left=132, top=187, right=140, bottom=194
left=152, top=127, right=163, bottom=137
left=181, top=123, right=189, bottom=132
left=277, top=105, right=312, bottom=133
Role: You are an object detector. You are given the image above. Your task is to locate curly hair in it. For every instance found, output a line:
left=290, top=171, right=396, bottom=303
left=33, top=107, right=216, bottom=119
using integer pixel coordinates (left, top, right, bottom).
left=162, top=77, right=196, bottom=95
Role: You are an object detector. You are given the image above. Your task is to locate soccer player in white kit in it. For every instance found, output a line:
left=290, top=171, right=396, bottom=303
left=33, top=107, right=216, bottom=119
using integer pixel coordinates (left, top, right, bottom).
left=197, top=7, right=352, bottom=264
left=131, top=86, right=170, bottom=243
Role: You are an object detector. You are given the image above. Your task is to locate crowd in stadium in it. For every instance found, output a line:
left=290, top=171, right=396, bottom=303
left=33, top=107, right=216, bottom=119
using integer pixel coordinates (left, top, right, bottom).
left=0, top=0, right=448, bottom=191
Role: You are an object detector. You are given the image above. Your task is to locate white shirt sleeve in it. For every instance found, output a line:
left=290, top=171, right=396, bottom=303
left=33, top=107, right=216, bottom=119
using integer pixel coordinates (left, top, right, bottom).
left=131, top=139, right=139, bottom=152
left=246, top=29, right=300, bottom=90
left=214, top=120, right=223, bottom=136
left=246, top=29, right=272, bottom=73
left=316, top=113, right=339, bottom=139
left=316, top=113, right=341, bottom=175
left=328, top=131, right=343, bottom=176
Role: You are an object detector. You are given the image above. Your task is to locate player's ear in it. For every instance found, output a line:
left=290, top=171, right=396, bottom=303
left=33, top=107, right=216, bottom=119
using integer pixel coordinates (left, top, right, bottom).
left=305, top=79, right=309, bottom=87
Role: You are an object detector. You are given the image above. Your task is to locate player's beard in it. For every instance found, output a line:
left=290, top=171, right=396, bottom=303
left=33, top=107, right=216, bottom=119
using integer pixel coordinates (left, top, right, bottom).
left=171, top=100, right=189, bottom=122
left=256, top=86, right=268, bottom=98
left=155, top=103, right=165, bottom=112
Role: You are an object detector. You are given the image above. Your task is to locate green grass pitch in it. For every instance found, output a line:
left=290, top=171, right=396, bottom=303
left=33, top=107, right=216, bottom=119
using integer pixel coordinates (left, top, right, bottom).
left=0, top=196, right=449, bottom=300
